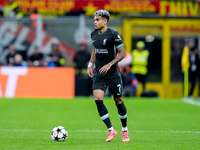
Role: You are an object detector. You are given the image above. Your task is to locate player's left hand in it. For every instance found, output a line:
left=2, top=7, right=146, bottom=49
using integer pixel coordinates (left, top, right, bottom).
left=99, top=63, right=111, bottom=74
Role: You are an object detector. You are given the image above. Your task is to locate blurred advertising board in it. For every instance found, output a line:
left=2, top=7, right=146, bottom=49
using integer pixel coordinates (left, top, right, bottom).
left=1, top=0, right=200, bottom=17
left=0, top=67, right=75, bottom=98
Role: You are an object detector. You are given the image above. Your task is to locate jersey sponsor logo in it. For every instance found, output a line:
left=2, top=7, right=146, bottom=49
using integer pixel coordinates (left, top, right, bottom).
left=103, top=38, right=107, bottom=45
left=95, top=48, right=108, bottom=54
left=115, top=35, right=122, bottom=41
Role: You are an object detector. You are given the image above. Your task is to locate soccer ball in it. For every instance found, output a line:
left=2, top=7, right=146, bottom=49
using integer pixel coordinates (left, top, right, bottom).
left=51, top=126, right=68, bottom=141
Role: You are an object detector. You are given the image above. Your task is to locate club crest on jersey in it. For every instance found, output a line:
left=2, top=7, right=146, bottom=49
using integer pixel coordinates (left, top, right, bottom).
left=115, top=35, right=122, bottom=41
left=103, top=39, right=107, bottom=45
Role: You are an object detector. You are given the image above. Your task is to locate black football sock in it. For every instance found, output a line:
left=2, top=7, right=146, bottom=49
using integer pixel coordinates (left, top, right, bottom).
left=95, top=100, right=113, bottom=130
left=116, top=102, right=127, bottom=129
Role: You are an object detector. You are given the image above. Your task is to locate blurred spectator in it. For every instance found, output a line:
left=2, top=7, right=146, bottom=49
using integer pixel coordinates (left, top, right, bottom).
left=47, top=43, right=66, bottom=67
left=131, top=41, right=149, bottom=91
left=13, top=54, right=23, bottom=66
left=3, top=0, right=18, bottom=18
left=61, top=50, right=72, bottom=67
left=73, top=40, right=91, bottom=75
left=28, top=46, right=45, bottom=67
left=73, top=40, right=92, bottom=96
left=121, top=66, right=138, bottom=97
left=188, top=46, right=200, bottom=99
left=28, top=9, right=45, bottom=30
left=4, top=44, right=17, bottom=66
left=28, top=9, right=38, bottom=29
left=0, top=5, right=4, bottom=17
left=14, top=6, right=24, bottom=19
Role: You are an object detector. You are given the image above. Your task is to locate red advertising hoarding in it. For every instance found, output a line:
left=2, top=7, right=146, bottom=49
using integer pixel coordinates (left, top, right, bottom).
left=0, top=0, right=200, bottom=17
left=0, top=67, right=75, bottom=98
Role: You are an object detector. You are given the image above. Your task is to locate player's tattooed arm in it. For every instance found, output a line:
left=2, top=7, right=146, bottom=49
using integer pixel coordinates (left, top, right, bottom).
left=111, top=45, right=126, bottom=65
left=99, top=45, right=126, bottom=74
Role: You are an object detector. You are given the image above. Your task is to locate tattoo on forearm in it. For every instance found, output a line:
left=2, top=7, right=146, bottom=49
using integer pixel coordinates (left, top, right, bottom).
left=110, top=45, right=126, bottom=65
left=117, top=45, right=126, bottom=59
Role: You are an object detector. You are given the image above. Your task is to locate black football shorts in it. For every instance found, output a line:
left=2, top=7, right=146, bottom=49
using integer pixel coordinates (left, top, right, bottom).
left=93, top=76, right=123, bottom=98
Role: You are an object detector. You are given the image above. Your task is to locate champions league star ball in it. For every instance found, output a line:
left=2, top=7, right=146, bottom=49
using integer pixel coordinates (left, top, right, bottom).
left=51, top=126, right=68, bottom=141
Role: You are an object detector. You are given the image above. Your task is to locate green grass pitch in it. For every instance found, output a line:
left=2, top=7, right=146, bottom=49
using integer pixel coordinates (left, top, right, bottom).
left=0, top=97, right=200, bottom=150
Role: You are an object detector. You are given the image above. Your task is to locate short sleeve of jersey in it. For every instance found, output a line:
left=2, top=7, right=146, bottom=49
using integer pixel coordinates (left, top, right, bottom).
left=113, top=30, right=123, bottom=49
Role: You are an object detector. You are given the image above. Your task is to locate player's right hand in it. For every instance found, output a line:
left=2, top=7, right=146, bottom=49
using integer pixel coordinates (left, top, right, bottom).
left=87, top=67, right=94, bottom=78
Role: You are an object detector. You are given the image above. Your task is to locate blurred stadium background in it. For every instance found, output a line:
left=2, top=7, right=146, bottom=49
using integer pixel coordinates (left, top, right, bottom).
left=0, top=0, right=200, bottom=99
left=0, top=1, right=200, bottom=149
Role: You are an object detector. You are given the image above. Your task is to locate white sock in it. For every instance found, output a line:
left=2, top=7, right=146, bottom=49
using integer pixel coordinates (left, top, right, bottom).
left=122, top=127, right=128, bottom=132
left=108, top=127, right=114, bottom=131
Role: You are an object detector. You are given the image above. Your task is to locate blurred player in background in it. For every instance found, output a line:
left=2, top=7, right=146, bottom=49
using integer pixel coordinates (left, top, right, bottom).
left=87, top=9, right=130, bottom=142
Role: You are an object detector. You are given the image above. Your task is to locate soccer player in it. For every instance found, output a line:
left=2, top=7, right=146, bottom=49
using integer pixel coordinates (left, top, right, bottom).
left=87, top=9, right=130, bottom=142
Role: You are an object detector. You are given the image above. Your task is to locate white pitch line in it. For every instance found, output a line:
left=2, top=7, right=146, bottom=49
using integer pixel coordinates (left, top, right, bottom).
left=133, top=130, right=200, bottom=134
left=1, top=129, right=200, bottom=134
left=182, top=98, right=200, bottom=107
left=3, top=129, right=50, bottom=132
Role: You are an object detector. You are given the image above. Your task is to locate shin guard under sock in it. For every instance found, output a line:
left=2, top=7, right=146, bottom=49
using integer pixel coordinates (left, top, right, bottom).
left=95, top=100, right=112, bottom=129
left=116, top=102, right=127, bottom=128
